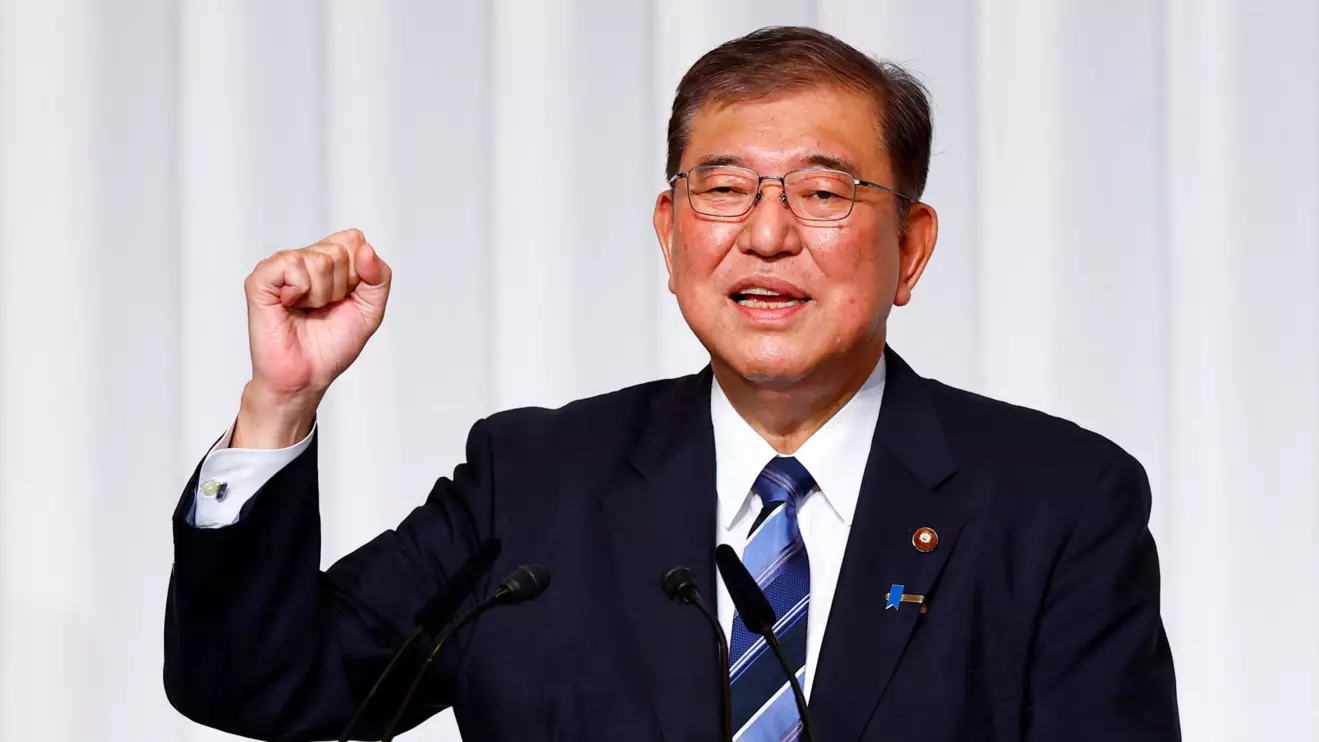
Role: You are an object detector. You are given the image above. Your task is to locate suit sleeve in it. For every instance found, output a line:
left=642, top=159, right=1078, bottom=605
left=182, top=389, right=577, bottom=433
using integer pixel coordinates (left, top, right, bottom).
left=191, top=421, right=317, bottom=528
left=1024, top=452, right=1181, bottom=741
left=164, top=419, right=497, bottom=741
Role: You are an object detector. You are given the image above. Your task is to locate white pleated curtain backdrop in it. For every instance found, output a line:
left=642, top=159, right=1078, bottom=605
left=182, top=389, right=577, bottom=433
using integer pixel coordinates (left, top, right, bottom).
left=0, top=1, right=1315, bottom=740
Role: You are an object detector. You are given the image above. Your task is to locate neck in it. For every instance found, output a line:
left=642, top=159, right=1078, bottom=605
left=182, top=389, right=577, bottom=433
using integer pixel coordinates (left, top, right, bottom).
left=713, top=342, right=884, bottom=455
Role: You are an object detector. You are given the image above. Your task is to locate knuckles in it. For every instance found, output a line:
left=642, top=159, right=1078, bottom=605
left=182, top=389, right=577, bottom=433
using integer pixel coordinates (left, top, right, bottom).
left=245, top=236, right=364, bottom=303
left=323, top=245, right=348, bottom=269
left=309, top=246, right=348, bottom=274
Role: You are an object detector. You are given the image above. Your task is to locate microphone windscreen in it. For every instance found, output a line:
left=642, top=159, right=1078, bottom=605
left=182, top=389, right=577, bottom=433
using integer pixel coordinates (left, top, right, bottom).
left=715, top=544, right=777, bottom=634
left=415, top=538, right=503, bottom=633
left=498, top=564, right=552, bottom=604
left=661, top=566, right=698, bottom=602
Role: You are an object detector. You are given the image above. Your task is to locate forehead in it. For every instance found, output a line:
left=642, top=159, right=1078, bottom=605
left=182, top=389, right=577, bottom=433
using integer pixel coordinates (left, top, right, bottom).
left=682, top=86, right=886, bottom=175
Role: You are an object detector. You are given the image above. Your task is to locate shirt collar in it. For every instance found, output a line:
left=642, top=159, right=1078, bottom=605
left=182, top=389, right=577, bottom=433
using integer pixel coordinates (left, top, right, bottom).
left=711, top=354, right=888, bottom=529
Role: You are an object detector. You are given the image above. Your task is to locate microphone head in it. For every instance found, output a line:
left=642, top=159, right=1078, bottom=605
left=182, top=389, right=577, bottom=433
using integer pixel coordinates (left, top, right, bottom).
left=415, top=537, right=503, bottom=633
left=660, top=566, right=699, bottom=603
left=715, top=544, right=777, bottom=635
left=496, top=564, right=552, bottom=605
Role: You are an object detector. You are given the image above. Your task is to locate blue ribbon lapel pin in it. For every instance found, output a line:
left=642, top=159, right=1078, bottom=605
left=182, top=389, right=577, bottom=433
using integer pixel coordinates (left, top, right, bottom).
left=885, top=584, right=928, bottom=613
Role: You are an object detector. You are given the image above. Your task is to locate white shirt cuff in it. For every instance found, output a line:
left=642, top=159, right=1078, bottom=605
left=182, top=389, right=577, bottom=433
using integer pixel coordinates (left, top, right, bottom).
left=193, top=420, right=316, bottom=528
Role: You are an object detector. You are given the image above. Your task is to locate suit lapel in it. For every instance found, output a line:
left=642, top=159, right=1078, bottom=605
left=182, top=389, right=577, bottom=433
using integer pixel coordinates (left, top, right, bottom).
left=600, top=368, right=722, bottom=742
left=810, top=349, right=968, bottom=742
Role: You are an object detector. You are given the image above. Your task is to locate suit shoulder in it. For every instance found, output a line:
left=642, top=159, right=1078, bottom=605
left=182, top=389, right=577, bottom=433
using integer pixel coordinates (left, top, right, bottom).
left=923, top=378, right=1140, bottom=481
left=479, top=373, right=699, bottom=450
left=920, top=379, right=1154, bottom=535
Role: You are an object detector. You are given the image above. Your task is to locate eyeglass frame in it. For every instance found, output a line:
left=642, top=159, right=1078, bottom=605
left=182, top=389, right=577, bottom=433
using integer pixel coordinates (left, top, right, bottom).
left=667, top=165, right=915, bottom=222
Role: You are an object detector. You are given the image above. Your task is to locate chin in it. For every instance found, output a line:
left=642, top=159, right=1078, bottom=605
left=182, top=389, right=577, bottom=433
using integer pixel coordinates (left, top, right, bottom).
left=718, top=341, right=820, bottom=388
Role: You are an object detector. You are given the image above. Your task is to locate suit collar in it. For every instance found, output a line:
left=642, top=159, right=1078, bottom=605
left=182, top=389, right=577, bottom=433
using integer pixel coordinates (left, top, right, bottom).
left=810, top=347, right=968, bottom=741
left=869, top=348, right=957, bottom=490
left=627, top=367, right=715, bottom=479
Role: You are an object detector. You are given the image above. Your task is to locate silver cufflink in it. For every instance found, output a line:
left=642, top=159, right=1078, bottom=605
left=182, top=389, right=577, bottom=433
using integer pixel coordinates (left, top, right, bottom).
left=200, top=479, right=228, bottom=501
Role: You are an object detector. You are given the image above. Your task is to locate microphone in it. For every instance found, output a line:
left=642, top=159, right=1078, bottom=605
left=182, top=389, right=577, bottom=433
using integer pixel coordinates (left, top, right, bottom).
left=495, top=563, right=552, bottom=605
left=661, top=566, right=732, bottom=742
left=336, top=538, right=502, bottom=742
left=715, top=544, right=816, bottom=742
left=379, top=564, right=553, bottom=742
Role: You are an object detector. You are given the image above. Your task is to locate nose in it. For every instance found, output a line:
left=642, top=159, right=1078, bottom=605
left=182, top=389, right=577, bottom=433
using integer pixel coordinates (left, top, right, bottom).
left=736, top=179, right=803, bottom=259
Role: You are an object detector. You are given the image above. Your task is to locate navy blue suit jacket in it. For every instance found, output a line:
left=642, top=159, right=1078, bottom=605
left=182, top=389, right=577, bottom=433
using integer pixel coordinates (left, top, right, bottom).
left=164, top=350, right=1179, bottom=741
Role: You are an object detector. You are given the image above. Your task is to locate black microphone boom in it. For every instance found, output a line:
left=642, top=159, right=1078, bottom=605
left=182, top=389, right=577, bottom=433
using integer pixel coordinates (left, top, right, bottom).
left=661, top=566, right=732, bottom=742
left=336, top=537, right=502, bottom=742
left=415, top=538, right=505, bottom=633
left=379, top=564, right=553, bottom=742
left=715, top=544, right=816, bottom=742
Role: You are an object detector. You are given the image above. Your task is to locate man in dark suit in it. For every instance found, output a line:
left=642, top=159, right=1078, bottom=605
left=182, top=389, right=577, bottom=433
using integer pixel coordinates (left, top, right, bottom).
left=165, top=26, right=1179, bottom=741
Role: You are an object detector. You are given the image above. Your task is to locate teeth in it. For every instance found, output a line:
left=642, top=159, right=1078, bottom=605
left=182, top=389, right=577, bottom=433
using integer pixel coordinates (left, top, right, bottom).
left=741, top=287, right=784, bottom=296
left=737, top=298, right=806, bottom=309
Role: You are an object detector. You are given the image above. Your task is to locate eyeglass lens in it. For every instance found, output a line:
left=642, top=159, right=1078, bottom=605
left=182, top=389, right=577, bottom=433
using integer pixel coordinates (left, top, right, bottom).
left=685, top=166, right=856, bottom=220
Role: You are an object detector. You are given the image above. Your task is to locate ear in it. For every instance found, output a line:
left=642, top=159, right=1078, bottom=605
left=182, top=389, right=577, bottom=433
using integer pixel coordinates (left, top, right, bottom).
left=653, top=190, right=678, bottom=294
left=893, top=202, right=938, bottom=307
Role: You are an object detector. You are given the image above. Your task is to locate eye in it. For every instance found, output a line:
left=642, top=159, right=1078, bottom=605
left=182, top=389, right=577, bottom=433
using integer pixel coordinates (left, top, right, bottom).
left=789, top=171, right=854, bottom=204
left=803, top=189, right=845, bottom=201
left=696, top=181, right=753, bottom=195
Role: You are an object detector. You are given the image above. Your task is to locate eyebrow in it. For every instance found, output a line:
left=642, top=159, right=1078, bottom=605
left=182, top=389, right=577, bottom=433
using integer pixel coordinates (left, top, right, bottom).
left=694, top=154, right=746, bottom=168
left=804, top=154, right=860, bottom=175
left=691, top=153, right=862, bottom=175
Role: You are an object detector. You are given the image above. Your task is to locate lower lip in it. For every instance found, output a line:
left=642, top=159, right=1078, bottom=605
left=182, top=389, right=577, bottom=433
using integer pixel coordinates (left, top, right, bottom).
left=729, top=297, right=811, bottom=322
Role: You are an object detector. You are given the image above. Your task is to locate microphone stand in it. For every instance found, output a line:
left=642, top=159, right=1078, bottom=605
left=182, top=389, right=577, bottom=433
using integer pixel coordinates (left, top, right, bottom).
left=378, top=564, right=551, bottom=742
left=337, top=537, right=502, bottom=742
left=759, top=629, right=814, bottom=742
left=661, top=566, right=732, bottom=742
left=686, top=592, right=732, bottom=742
left=336, top=625, right=422, bottom=742
left=378, top=600, right=499, bottom=742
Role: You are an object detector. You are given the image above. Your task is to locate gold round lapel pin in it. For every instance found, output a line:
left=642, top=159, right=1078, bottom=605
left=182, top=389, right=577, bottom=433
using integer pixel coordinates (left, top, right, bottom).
left=913, top=527, right=938, bottom=553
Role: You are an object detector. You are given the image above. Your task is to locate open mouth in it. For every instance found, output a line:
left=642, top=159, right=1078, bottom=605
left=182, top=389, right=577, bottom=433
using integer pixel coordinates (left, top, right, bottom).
left=730, top=286, right=811, bottom=309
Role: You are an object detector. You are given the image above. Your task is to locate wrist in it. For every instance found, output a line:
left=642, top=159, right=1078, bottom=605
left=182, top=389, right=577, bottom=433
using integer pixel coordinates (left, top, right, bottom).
left=233, top=381, right=320, bottom=449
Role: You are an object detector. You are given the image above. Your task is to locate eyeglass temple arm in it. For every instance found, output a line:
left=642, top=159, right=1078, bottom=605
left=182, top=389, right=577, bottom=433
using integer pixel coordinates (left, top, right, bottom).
left=856, top=178, right=914, bottom=203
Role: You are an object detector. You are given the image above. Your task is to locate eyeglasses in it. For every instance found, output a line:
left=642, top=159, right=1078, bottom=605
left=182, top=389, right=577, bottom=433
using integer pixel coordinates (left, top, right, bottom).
left=668, top=165, right=912, bottom=221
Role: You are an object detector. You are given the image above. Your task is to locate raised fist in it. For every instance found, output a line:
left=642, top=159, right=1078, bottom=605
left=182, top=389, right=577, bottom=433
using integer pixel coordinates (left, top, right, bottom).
left=235, top=228, right=391, bottom=447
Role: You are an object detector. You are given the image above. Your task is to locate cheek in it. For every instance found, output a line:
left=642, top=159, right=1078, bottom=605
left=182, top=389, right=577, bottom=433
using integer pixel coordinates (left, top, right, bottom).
left=809, top=230, right=897, bottom=313
left=810, top=229, right=878, bottom=280
left=672, top=217, right=740, bottom=288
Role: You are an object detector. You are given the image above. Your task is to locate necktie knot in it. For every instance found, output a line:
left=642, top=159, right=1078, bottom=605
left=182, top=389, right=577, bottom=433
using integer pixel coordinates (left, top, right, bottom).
left=754, top=456, right=815, bottom=510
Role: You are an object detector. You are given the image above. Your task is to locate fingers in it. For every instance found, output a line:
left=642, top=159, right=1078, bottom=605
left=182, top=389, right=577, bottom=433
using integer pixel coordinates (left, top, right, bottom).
left=246, top=229, right=377, bottom=311
left=277, top=253, right=312, bottom=307
left=320, top=228, right=364, bottom=289
left=323, top=227, right=366, bottom=252
left=304, top=242, right=358, bottom=302
left=298, top=251, right=334, bottom=308
left=246, top=249, right=311, bottom=308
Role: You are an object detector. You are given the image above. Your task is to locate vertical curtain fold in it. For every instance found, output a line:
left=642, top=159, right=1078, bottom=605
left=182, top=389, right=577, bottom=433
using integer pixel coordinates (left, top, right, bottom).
left=0, top=1, right=1313, bottom=739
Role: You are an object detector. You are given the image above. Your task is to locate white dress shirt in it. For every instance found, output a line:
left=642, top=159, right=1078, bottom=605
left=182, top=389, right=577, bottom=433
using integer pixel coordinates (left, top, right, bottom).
left=192, top=420, right=316, bottom=527
left=192, top=357, right=888, bottom=701
left=711, top=355, right=886, bottom=699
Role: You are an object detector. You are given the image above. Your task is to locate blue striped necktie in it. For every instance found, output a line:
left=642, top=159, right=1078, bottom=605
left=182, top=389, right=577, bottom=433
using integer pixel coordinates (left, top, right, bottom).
left=729, top=456, right=815, bottom=741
